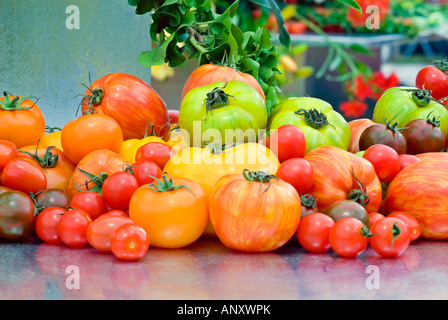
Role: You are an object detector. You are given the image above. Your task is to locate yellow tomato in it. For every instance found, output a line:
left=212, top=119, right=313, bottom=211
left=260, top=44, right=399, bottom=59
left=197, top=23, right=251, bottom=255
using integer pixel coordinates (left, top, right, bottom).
left=119, top=136, right=167, bottom=163
left=165, top=126, right=190, bottom=151
left=40, top=131, right=63, bottom=152
left=163, top=143, right=280, bottom=237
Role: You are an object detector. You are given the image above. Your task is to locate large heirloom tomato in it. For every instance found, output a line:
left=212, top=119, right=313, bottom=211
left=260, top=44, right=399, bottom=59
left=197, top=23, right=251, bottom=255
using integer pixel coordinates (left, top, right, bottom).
left=269, top=97, right=351, bottom=153
left=179, top=81, right=267, bottom=147
left=304, top=146, right=382, bottom=213
left=373, top=87, right=448, bottom=139
left=181, top=64, right=266, bottom=103
left=80, top=72, right=169, bottom=140
left=0, top=191, right=36, bottom=241
left=209, top=170, right=301, bottom=252
left=385, top=153, right=448, bottom=239
left=0, top=92, right=46, bottom=148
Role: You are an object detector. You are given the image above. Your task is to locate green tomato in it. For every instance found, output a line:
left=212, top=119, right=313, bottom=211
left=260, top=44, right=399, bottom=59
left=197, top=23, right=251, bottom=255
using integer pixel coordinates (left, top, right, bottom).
left=268, top=97, right=351, bottom=153
left=373, top=86, right=448, bottom=138
left=179, top=81, right=267, bottom=148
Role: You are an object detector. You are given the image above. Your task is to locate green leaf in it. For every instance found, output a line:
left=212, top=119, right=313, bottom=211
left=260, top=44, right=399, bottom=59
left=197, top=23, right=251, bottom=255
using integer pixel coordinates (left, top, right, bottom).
left=349, top=44, right=373, bottom=56
left=267, top=0, right=290, bottom=49
left=338, top=0, right=362, bottom=13
left=161, top=0, right=180, bottom=7
left=138, top=32, right=176, bottom=67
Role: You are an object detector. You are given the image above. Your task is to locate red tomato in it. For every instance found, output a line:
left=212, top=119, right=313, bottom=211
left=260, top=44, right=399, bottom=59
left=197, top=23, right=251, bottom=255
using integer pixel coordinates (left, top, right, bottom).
left=102, top=171, right=139, bottom=211
left=402, top=115, right=446, bottom=154
left=399, top=154, right=420, bottom=171
left=35, top=207, right=65, bottom=244
left=329, top=217, right=370, bottom=258
left=388, top=211, right=422, bottom=241
left=99, top=209, right=129, bottom=219
left=284, top=20, right=307, bottom=34
left=416, top=64, right=448, bottom=100
left=369, top=212, right=386, bottom=228
left=110, top=223, right=150, bottom=261
left=269, top=125, right=307, bottom=163
left=57, top=208, right=92, bottom=248
left=362, top=144, right=401, bottom=182
left=87, top=215, right=134, bottom=252
left=1, top=157, right=47, bottom=194
left=0, top=140, right=18, bottom=171
left=369, top=217, right=411, bottom=258
left=168, top=110, right=180, bottom=125
left=297, top=213, right=334, bottom=253
left=135, top=142, right=174, bottom=170
left=69, top=191, right=108, bottom=220
left=129, top=160, right=163, bottom=186
left=276, top=158, right=314, bottom=195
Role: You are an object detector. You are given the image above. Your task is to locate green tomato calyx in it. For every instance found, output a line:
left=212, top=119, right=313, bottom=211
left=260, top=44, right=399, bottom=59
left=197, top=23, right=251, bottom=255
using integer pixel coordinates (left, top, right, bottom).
left=347, top=170, right=370, bottom=207
left=384, top=117, right=407, bottom=136
left=74, top=169, right=109, bottom=196
left=19, top=144, right=59, bottom=170
left=295, top=108, right=335, bottom=130
left=0, top=91, right=39, bottom=111
left=433, top=58, right=448, bottom=72
left=203, top=85, right=235, bottom=121
left=243, top=169, right=279, bottom=196
left=300, top=194, right=317, bottom=209
left=148, top=173, right=196, bottom=196
left=426, top=110, right=441, bottom=127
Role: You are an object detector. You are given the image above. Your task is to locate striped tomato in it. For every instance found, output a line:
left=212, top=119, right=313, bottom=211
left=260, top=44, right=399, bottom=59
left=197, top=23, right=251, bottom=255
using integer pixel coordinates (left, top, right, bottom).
left=303, top=146, right=382, bottom=213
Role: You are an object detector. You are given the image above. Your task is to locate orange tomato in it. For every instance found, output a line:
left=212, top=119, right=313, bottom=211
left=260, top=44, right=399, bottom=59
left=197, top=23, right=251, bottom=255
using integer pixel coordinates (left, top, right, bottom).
left=129, top=175, right=208, bottom=249
left=0, top=92, right=45, bottom=148
left=67, top=149, right=130, bottom=197
left=40, top=130, right=63, bottom=152
left=19, top=145, right=75, bottom=191
left=61, top=114, right=123, bottom=164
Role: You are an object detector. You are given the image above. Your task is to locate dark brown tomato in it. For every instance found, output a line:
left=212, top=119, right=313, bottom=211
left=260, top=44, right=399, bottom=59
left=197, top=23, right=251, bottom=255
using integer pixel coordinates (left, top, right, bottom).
left=401, top=114, right=446, bottom=155
left=359, top=121, right=407, bottom=155
left=324, top=199, right=371, bottom=229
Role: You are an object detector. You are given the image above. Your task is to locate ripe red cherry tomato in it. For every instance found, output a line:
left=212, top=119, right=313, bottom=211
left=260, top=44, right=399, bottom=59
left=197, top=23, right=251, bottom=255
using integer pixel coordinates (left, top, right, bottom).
left=69, top=191, right=108, bottom=220
left=329, top=217, right=370, bottom=258
left=368, top=212, right=386, bottom=229
left=1, top=157, right=47, bottom=194
left=363, top=144, right=401, bottom=182
left=110, top=223, right=150, bottom=261
left=35, top=206, right=66, bottom=244
left=135, top=142, right=174, bottom=170
left=102, top=171, right=139, bottom=211
left=0, top=140, right=18, bottom=171
left=369, top=217, right=411, bottom=258
left=87, top=215, right=134, bottom=252
left=297, top=212, right=334, bottom=253
left=129, top=160, right=163, bottom=186
left=57, top=208, right=92, bottom=248
left=269, top=125, right=307, bottom=163
left=398, top=154, right=420, bottom=171
left=275, top=158, right=314, bottom=195
left=388, top=211, right=421, bottom=241
left=416, top=63, right=448, bottom=100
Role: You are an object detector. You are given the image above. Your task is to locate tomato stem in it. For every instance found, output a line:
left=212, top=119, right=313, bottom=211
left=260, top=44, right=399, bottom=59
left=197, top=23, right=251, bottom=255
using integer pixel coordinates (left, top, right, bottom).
left=348, top=170, right=370, bottom=207
left=243, top=169, right=279, bottom=196
left=384, top=117, right=407, bottom=135
left=426, top=110, right=441, bottom=127
left=391, top=222, right=401, bottom=247
left=203, top=83, right=235, bottom=121
left=300, top=194, right=317, bottom=209
left=148, top=173, right=196, bottom=196
left=19, top=144, right=59, bottom=169
left=295, top=108, right=335, bottom=129
left=75, top=168, right=109, bottom=196
left=0, top=91, right=39, bottom=111
left=433, top=58, right=448, bottom=72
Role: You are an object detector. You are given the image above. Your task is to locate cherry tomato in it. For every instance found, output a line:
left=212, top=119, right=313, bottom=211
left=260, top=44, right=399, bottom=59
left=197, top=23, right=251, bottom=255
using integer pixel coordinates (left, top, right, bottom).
left=0, top=191, right=36, bottom=241
left=110, top=223, right=150, bottom=261
left=416, top=63, right=448, bottom=100
left=297, top=213, right=334, bottom=253
left=269, top=125, right=307, bottom=163
left=102, top=172, right=139, bottom=211
left=135, top=142, right=174, bottom=170
left=57, top=208, right=92, bottom=248
left=369, top=212, right=386, bottom=229
left=99, top=210, right=129, bottom=219
left=388, top=211, right=421, bottom=241
left=87, top=215, right=134, bottom=252
left=69, top=191, right=108, bottom=220
left=275, top=158, right=314, bottom=195
left=329, top=217, right=370, bottom=258
left=369, top=217, right=411, bottom=258
left=34, top=189, right=71, bottom=213
left=398, top=154, right=420, bottom=171
left=1, top=157, right=47, bottom=194
left=35, top=207, right=65, bottom=244
left=359, top=121, right=407, bottom=155
left=362, top=144, right=401, bottom=182
left=0, top=140, right=18, bottom=171
left=129, top=160, right=163, bottom=186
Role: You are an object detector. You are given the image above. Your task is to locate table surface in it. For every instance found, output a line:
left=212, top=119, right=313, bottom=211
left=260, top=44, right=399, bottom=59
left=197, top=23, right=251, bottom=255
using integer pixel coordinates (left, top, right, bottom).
left=2, top=235, right=448, bottom=300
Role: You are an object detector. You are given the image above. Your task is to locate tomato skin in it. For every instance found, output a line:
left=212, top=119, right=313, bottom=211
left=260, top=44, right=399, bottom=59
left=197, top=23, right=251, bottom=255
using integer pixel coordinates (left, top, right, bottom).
left=168, top=110, right=180, bottom=125
left=120, top=136, right=168, bottom=163
left=348, top=119, right=376, bottom=154
left=34, top=189, right=71, bottom=212
left=369, top=217, right=411, bottom=258
left=369, top=212, right=386, bottom=228
left=81, top=72, right=169, bottom=140
left=40, top=130, right=63, bottom=152
left=275, top=158, right=314, bottom=195
left=35, top=207, right=65, bottom=244
left=401, top=117, right=445, bottom=155
left=359, top=123, right=407, bottom=155
left=130, top=160, right=163, bottom=186
left=0, top=140, right=18, bottom=171
left=329, top=217, right=369, bottom=258
left=0, top=191, right=36, bottom=241
left=181, top=64, right=266, bottom=103
left=0, top=93, right=46, bottom=149
left=57, top=209, right=92, bottom=248
left=297, top=213, right=334, bottom=253
left=87, top=215, right=134, bottom=252
left=416, top=65, right=448, bottom=100
left=70, top=191, right=108, bottom=221
left=99, top=210, right=129, bottom=219
left=388, top=211, right=422, bottom=241
left=362, top=144, right=401, bottom=182
left=269, top=125, right=307, bottom=162
left=399, top=154, right=420, bottom=171
left=110, top=223, right=150, bottom=261
left=1, top=158, right=47, bottom=194
left=269, top=97, right=351, bottom=153
left=209, top=173, right=301, bottom=252
left=61, top=114, right=124, bottom=165
left=324, top=200, right=370, bottom=228
left=135, top=142, right=174, bottom=170
left=129, top=177, right=208, bottom=249
left=102, top=172, right=139, bottom=211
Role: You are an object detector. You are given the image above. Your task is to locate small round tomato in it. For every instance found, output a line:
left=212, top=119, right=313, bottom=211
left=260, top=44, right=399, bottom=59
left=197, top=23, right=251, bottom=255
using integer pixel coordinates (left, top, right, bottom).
left=128, top=160, right=163, bottom=186
left=300, top=194, right=319, bottom=218
left=1, top=157, right=47, bottom=194
left=34, top=189, right=71, bottom=213
left=268, top=125, right=307, bottom=163
left=369, top=212, right=386, bottom=228
left=416, top=62, right=448, bottom=100
left=325, top=200, right=370, bottom=228
left=87, top=215, right=134, bottom=252
left=388, top=211, right=421, bottom=241
left=369, top=217, right=411, bottom=258
left=0, top=191, right=36, bottom=241
left=120, top=136, right=168, bottom=164
left=0, top=140, right=18, bottom=171
left=135, top=142, right=174, bottom=170
left=35, top=207, right=65, bottom=244
left=99, top=209, right=129, bottom=219
left=402, top=114, right=446, bottom=155
left=398, top=154, right=420, bottom=171
left=102, top=171, right=139, bottom=211
left=362, top=144, right=401, bottom=182
left=359, top=121, right=407, bottom=155
left=110, top=223, right=150, bottom=261
left=69, top=191, right=108, bottom=220
left=329, top=217, right=370, bottom=258
left=57, top=208, right=92, bottom=248
left=275, top=158, right=313, bottom=195
left=297, top=213, right=334, bottom=253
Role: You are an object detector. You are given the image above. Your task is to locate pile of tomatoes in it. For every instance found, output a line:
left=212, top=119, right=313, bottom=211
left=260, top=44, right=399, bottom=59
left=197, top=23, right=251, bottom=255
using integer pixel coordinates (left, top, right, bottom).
left=0, top=60, right=447, bottom=261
